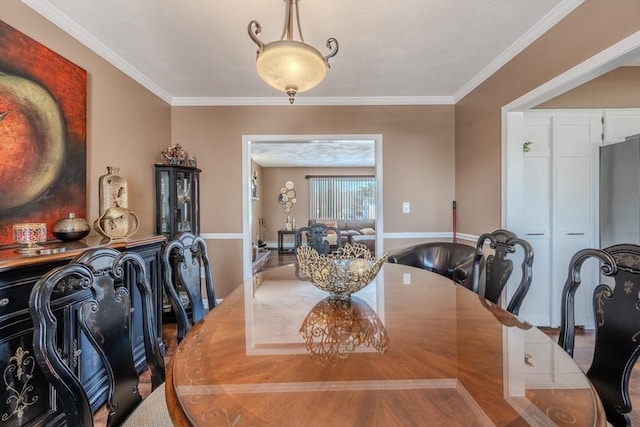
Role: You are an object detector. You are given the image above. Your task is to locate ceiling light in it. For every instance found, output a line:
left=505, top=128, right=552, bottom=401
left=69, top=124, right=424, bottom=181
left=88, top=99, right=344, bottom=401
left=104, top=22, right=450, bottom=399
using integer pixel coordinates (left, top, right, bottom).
left=248, top=0, right=338, bottom=104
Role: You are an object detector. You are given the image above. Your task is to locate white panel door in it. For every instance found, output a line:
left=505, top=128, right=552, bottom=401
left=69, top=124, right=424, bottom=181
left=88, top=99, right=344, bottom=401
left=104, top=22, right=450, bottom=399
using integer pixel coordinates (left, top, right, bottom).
left=518, top=237, right=552, bottom=325
left=550, top=114, right=600, bottom=327
left=519, top=111, right=600, bottom=327
left=518, top=116, right=552, bottom=324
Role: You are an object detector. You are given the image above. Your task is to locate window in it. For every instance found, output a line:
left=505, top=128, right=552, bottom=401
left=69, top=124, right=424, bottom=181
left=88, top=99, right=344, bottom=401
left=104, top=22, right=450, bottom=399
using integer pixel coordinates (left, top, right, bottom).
left=308, top=176, right=376, bottom=220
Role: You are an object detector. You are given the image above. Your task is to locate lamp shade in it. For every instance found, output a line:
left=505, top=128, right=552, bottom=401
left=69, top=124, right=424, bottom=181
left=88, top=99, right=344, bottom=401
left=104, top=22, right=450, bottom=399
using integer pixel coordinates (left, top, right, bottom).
left=256, top=40, right=327, bottom=96
left=248, top=0, right=338, bottom=103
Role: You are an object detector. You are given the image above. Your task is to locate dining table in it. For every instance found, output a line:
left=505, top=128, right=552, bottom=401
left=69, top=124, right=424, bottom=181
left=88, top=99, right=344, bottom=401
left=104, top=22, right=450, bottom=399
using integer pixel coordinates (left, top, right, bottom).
left=165, top=262, right=605, bottom=426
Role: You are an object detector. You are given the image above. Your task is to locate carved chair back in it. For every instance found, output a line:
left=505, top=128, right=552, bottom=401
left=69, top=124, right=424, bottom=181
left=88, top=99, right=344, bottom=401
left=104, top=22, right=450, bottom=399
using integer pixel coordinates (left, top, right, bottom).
left=558, top=244, right=640, bottom=427
left=472, top=229, right=534, bottom=315
left=294, top=224, right=343, bottom=279
left=294, top=223, right=342, bottom=256
left=162, top=232, right=216, bottom=343
left=29, top=248, right=165, bottom=426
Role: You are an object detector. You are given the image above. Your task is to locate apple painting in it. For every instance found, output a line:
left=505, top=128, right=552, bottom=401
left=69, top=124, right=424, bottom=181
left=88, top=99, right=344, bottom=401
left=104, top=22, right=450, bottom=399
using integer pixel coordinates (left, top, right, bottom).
left=0, top=72, right=66, bottom=210
left=0, top=20, right=86, bottom=246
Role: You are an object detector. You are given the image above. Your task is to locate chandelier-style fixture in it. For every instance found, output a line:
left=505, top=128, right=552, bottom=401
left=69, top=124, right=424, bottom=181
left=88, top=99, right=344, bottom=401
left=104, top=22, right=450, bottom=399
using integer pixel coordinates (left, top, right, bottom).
left=248, top=0, right=338, bottom=104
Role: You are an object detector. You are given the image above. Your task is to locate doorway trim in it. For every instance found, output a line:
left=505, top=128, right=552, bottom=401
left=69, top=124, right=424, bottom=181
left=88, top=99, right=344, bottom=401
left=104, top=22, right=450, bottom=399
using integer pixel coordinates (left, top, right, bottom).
left=242, top=134, right=384, bottom=280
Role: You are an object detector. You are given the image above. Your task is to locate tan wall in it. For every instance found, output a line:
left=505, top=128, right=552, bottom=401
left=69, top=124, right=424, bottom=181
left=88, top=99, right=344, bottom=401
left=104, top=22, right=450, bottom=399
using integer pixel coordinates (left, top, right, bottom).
left=172, top=105, right=455, bottom=296
left=11, top=0, right=636, bottom=299
left=2, top=1, right=172, bottom=236
left=455, top=0, right=640, bottom=236
left=536, top=66, right=640, bottom=109
left=260, top=167, right=375, bottom=242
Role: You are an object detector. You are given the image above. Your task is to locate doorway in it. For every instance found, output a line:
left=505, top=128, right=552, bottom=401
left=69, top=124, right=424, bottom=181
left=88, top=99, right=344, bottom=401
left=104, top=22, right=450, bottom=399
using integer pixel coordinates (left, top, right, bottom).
left=241, top=134, right=384, bottom=279
left=503, top=33, right=640, bottom=327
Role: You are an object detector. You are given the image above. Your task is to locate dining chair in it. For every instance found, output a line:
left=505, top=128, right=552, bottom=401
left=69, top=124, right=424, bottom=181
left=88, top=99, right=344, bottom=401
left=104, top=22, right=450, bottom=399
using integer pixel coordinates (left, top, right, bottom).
left=387, top=241, right=477, bottom=289
left=558, top=244, right=640, bottom=427
left=29, top=248, right=170, bottom=426
left=162, top=231, right=217, bottom=343
left=294, top=223, right=342, bottom=256
left=471, top=229, right=534, bottom=315
left=294, top=223, right=343, bottom=279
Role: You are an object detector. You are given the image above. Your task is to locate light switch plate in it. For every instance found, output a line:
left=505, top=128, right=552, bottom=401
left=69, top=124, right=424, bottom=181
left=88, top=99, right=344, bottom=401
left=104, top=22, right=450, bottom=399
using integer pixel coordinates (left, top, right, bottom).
left=403, top=273, right=411, bottom=285
left=402, top=202, right=410, bottom=213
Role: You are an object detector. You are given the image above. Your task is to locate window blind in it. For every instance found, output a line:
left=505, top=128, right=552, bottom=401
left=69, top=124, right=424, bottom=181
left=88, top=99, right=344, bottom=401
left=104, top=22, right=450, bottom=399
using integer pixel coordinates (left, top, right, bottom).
left=308, top=176, right=376, bottom=220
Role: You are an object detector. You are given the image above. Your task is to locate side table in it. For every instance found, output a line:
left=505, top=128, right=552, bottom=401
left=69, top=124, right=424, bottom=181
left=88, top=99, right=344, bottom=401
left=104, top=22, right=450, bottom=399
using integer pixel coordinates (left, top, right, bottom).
left=277, top=229, right=297, bottom=254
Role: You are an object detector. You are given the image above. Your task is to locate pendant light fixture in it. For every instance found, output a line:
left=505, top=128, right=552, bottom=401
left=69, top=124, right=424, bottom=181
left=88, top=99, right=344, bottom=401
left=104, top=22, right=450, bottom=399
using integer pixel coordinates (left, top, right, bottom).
left=248, top=0, right=338, bottom=104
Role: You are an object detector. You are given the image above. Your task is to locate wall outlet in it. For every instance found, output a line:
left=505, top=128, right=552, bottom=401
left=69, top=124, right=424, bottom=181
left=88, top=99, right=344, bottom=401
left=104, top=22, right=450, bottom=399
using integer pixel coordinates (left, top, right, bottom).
left=403, top=273, right=411, bottom=285
left=402, top=202, right=410, bottom=213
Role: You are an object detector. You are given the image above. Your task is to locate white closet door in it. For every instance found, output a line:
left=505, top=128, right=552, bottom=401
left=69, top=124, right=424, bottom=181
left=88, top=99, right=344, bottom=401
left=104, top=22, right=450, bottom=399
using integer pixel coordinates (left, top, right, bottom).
left=519, top=116, right=552, bottom=325
left=550, top=115, right=600, bottom=327
left=519, top=111, right=600, bottom=327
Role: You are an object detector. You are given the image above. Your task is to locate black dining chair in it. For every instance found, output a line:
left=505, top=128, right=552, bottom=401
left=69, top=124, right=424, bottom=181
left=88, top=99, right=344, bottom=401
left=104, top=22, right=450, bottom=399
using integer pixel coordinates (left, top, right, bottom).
left=294, top=223, right=343, bottom=279
left=29, top=248, right=170, bottom=426
left=162, top=231, right=217, bottom=343
left=294, top=223, right=343, bottom=256
left=471, top=229, right=534, bottom=315
left=387, top=241, right=477, bottom=289
left=558, top=244, right=640, bottom=427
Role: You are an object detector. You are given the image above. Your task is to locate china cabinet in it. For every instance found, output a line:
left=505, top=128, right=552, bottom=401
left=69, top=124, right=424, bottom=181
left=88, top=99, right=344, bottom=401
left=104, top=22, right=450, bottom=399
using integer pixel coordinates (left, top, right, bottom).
left=154, top=164, right=200, bottom=238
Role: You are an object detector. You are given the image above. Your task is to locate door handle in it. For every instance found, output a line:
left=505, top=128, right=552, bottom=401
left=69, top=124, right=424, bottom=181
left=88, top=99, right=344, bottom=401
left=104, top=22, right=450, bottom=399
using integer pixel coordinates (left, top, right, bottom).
left=566, top=232, right=585, bottom=235
left=525, top=233, right=545, bottom=236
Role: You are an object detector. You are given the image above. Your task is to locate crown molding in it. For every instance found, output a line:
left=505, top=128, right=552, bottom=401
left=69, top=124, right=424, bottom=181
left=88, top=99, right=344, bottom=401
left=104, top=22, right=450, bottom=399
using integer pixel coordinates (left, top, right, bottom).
left=453, top=0, right=585, bottom=103
left=24, top=0, right=583, bottom=108
left=22, top=0, right=173, bottom=104
left=171, top=96, right=455, bottom=107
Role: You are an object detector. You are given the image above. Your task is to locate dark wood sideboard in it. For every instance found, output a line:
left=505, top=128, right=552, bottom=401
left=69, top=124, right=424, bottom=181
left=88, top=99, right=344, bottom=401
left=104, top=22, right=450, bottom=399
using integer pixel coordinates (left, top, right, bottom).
left=0, top=235, right=166, bottom=427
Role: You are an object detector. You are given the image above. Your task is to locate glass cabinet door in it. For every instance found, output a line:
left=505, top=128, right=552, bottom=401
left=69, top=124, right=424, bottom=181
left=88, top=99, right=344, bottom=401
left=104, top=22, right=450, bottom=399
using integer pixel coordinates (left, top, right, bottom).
left=176, top=170, right=194, bottom=233
left=158, top=169, right=171, bottom=233
left=155, top=164, right=200, bottom=238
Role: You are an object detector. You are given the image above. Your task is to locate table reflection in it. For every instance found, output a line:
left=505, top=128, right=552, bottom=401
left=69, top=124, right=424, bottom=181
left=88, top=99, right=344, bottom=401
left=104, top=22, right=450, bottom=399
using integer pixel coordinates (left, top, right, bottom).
left=244, top=264, right=382, bottom=356
left=300, top=295, right=389, bottom=364
left=168, top=264, right=605, bottom=426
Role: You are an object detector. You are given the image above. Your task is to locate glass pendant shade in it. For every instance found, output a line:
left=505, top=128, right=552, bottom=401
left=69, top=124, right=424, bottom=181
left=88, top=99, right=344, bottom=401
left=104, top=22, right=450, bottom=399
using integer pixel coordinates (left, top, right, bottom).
left=248, top=0, right=338, bottom=104
left=256, top=40, right=327, bottom=98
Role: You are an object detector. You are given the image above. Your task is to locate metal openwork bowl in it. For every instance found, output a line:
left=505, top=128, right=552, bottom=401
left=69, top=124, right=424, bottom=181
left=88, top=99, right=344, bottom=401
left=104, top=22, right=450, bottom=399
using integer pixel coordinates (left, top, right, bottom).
left=296, top=243, right=388, bottom=297
left=299, top=295, right=390, bottom=364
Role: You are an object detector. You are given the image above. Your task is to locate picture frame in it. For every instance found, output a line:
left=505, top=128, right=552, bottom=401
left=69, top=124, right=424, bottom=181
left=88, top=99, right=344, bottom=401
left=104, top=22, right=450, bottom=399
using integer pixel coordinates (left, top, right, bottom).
left=251, top=171, right=258, bottom=199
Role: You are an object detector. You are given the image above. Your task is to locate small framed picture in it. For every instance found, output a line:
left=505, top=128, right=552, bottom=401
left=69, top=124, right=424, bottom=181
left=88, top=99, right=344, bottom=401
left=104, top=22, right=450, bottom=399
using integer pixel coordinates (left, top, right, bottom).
left=251, top=171, right=258, bottom=198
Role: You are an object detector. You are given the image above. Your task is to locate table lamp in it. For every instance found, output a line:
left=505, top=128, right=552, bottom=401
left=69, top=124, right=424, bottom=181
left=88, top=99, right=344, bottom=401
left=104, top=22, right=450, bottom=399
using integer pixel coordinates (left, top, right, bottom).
left=13, top=223, right=47, bottom=254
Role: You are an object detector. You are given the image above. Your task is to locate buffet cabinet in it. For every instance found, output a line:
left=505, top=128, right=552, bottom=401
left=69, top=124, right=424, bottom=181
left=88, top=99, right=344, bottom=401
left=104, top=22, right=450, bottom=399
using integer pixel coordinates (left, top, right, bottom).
left=0, top=235, right=165, bottom=426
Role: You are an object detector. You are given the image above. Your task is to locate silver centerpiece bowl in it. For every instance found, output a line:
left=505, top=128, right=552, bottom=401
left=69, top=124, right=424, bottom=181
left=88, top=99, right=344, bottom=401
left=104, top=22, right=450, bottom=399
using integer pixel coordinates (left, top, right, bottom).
left=296, top=243, right=388, bottom=297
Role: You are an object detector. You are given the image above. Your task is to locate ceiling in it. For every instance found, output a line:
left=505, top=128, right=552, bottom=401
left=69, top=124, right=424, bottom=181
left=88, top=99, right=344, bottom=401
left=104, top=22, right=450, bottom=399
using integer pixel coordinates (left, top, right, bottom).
left=251, top=139, right=376, bottom=167
left=25, top=0, right=629, bottom=167
left=25, top=0, right=577, bottom=106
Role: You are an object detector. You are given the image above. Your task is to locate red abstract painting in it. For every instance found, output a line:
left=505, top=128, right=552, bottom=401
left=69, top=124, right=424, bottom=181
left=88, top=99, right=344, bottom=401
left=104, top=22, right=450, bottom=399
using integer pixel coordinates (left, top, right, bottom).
left=0, top=20, right=87, bottom=246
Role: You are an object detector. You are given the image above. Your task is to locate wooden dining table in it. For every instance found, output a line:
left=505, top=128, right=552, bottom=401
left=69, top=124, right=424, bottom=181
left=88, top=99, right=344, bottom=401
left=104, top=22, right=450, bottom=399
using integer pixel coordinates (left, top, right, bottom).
left=165, top=263, right=605, bottom=426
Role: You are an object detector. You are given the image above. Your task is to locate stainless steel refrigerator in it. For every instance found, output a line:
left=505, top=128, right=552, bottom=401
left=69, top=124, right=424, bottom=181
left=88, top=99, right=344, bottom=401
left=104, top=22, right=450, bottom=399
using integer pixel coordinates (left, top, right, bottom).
left=600, top=134, right=640, bottom=248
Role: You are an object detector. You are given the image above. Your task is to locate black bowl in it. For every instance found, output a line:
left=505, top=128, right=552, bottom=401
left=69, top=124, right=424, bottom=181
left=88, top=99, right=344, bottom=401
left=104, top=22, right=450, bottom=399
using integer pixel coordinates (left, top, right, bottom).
left=53, top=229, right=90, bottom=242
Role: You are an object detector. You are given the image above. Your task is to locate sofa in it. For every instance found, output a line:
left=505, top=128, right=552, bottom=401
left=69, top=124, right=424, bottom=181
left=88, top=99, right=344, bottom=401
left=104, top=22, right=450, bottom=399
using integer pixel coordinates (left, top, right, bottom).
left=387, top=242, right=478, bottom=289
left=308, top=219, right=376, bottom=254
